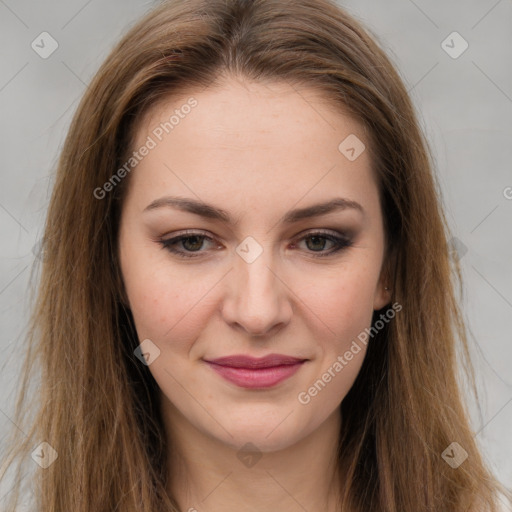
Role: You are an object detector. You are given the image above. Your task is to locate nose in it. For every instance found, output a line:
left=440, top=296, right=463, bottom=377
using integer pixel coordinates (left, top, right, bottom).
left=220, top=243, right=293, bottom=337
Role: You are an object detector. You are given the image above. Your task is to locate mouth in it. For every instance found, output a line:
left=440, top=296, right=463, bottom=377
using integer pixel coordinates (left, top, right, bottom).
left=203, top=354, right=308, bottom=389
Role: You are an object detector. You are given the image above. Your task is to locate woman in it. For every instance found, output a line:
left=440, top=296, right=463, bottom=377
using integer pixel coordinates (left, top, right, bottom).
left=1, top=0, right=510, bottom=510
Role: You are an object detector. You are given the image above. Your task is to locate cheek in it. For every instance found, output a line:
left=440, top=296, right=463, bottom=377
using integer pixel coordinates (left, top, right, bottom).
left=296, top=264, right=378, bottom=350
left=295, top=270, right=373, bottom=410
left=120, top=249, right=220, bottom=350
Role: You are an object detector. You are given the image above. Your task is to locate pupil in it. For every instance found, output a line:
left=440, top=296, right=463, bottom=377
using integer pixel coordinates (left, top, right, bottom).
left=307, top=236, right=326, bottom=251
left=184, top=236, right=203, bottom=251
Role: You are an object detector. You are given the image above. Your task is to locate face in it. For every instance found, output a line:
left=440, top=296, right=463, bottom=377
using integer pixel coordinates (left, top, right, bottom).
left=118, top=77, right=390, bottom=453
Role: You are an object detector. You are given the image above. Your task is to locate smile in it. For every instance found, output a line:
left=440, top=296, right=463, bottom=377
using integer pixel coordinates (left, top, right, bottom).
left=203, top=354, right=308, bottom=389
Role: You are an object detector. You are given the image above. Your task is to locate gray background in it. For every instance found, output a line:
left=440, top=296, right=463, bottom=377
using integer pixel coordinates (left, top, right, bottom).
left=0, top=0, right=511, bottom=506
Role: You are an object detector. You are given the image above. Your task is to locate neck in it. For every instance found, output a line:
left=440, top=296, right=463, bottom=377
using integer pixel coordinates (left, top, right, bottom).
left=161, top=398, right=344, bottom=512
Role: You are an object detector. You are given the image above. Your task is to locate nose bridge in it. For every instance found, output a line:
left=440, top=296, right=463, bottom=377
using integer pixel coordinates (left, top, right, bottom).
left=237, top=239, right=276, bottom=298
left=223, top=235, right=291, bottom=335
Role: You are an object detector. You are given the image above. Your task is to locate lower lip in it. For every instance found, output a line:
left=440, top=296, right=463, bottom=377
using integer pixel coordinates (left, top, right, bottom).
left=205, top=361, right=305, bottom=389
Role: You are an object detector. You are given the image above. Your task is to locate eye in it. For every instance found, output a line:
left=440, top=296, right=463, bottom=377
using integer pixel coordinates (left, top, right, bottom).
left=159, top=230, right=218, bottom=259
left=158, top=229, right=353, bottom=259
left=291, top=230, right=353, bottom=258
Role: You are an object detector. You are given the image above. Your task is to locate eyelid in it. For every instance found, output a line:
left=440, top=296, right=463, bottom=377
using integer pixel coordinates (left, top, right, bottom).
left=160, top=227, right=351, bottom=242
left=293, top=227, right=352, bottom=240
left=163, top=228, right=212, bottom=238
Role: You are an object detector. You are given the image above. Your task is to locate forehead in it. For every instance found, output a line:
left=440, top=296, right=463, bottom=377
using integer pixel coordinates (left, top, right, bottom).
left=125, top=77, right=378, bottom=220
left=134, top=77, right=365, bottom=153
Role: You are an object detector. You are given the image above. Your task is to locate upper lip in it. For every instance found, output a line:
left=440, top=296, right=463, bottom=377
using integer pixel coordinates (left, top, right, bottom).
left=204, top=354, right=307, bottom=369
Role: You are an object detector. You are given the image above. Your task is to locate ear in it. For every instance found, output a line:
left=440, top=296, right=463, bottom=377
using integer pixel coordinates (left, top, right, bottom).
left=373, top=273, right=391, bottom=311
left=373, top=247, right=394, bottom=311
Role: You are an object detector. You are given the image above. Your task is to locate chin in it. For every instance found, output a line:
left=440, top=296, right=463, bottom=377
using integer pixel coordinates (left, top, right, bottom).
left=224, top=429, right=301, bottom=454
left=205, top=413, right=309, bottom=453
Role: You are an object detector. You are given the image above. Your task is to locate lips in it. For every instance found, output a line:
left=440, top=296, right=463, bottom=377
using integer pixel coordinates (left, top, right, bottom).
left=204, top=354, right=307, bottom=389
left=206, top=354, right=306, bottom=368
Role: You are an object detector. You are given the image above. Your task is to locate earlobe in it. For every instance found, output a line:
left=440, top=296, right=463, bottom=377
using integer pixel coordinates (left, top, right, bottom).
left=374, top=243, right=396, bottom=310
left=373, top=256, right=393, bottom=311
left=373, top=283, right=391, bottom=311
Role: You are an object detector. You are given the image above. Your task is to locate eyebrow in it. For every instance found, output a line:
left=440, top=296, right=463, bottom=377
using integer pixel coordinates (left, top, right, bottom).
left=143, top=195, right=365, bottom=224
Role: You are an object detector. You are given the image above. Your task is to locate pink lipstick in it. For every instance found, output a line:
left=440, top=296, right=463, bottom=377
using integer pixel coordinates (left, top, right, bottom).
left=204, top=354, right=307, bottom=389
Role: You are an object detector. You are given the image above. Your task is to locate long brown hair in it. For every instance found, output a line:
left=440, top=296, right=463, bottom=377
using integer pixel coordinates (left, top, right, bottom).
left=1, top=0, right=510, bottom=510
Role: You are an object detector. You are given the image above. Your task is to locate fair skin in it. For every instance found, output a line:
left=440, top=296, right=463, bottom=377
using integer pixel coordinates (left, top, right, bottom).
left=118, top=76, right=390, bottom=512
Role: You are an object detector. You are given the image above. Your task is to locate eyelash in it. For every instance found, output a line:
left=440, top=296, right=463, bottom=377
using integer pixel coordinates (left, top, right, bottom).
left=158, top=229, right=353, bottom=259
